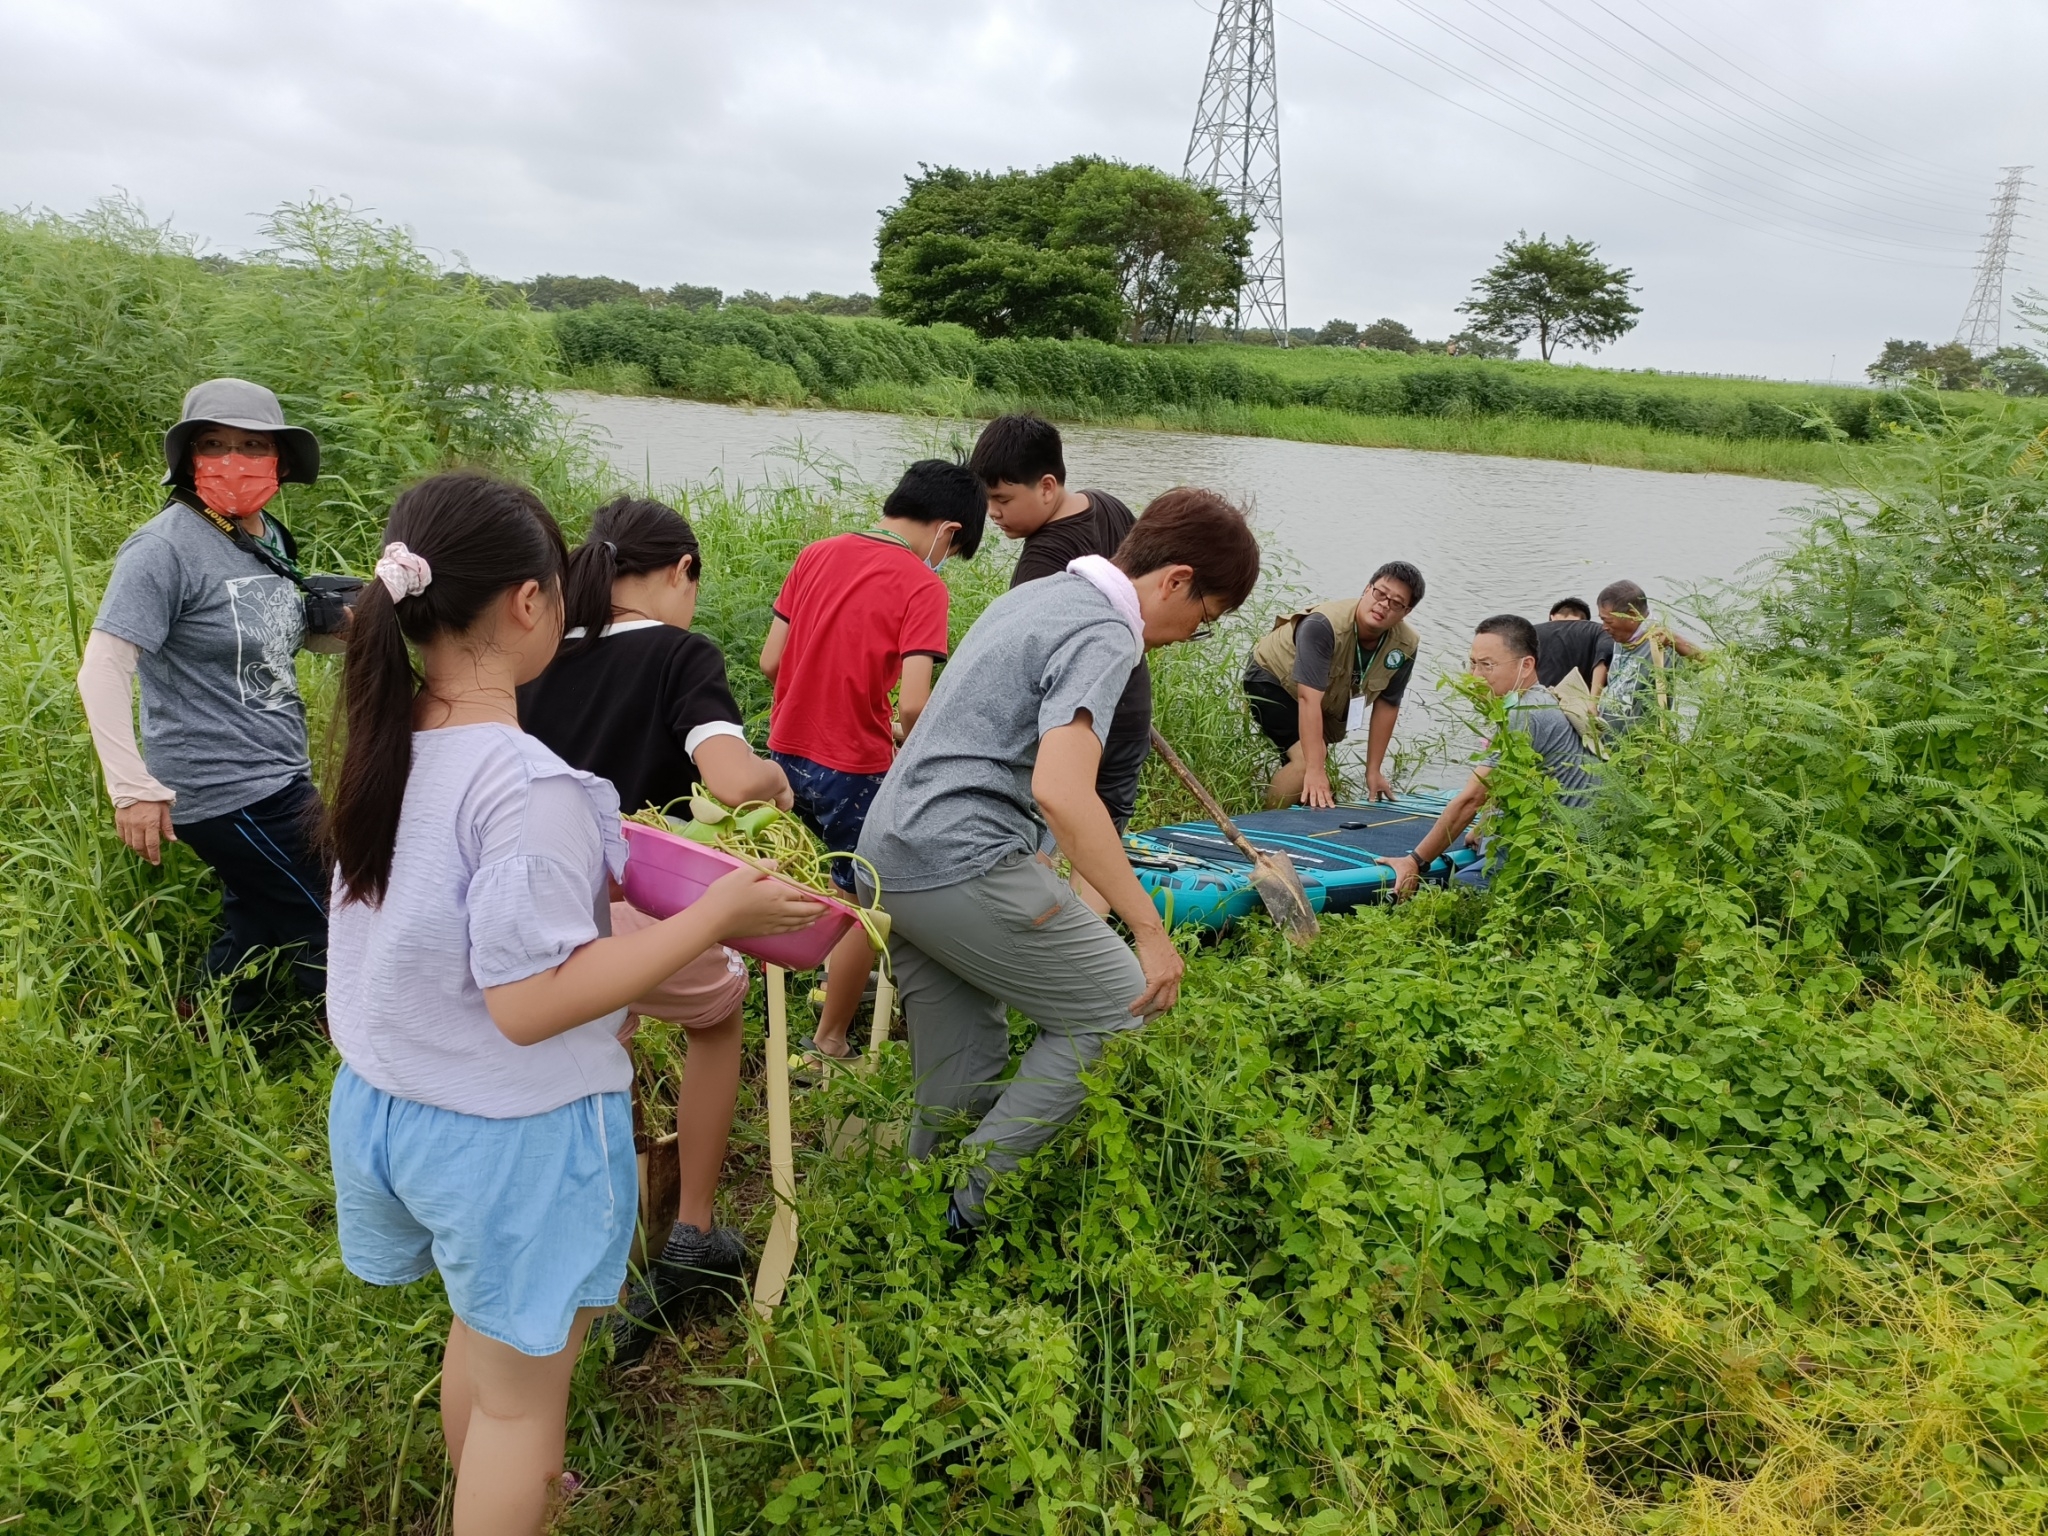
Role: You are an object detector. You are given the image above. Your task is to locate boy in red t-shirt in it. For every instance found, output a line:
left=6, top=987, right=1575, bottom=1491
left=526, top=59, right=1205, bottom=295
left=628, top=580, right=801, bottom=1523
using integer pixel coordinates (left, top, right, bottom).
left=759, top=459, right=987, bottom=1060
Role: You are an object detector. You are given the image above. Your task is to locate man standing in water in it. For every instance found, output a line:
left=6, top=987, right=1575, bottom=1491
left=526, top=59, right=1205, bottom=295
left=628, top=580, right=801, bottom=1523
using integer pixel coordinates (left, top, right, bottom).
left=1595, top=580, right=1706, bottom=734
left=1242, top=562, right=1425, bottom=808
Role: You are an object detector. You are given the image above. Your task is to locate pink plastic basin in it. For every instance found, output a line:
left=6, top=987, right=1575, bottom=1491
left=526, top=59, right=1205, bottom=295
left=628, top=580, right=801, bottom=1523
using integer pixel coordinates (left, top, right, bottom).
left=619, top=819, right=860, bottom=970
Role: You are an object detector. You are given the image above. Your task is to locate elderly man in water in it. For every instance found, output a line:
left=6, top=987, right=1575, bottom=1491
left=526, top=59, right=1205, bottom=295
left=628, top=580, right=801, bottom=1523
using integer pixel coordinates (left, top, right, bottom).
left=1595, top=579, right=1708, bottom=735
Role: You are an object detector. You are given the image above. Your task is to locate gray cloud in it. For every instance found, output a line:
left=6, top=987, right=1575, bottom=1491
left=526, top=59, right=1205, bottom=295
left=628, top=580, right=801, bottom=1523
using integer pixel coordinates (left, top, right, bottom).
left=4, top=0, right=2041, bottom=379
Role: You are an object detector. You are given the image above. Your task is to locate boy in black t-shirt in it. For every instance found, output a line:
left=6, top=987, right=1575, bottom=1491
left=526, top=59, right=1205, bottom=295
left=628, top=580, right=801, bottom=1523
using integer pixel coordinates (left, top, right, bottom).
left=969, top=414, right=1151, bottom=867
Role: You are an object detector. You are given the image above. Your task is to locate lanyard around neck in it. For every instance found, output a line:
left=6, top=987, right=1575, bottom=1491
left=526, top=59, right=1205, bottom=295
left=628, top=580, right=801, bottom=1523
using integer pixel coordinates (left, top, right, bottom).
left=1355, top=626, right=1390, bottom=685
left=863, top=526, right=940, bottom=564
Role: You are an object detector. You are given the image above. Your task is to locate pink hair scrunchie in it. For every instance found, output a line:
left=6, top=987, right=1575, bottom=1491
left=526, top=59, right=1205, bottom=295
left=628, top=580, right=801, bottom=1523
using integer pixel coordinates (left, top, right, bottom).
left=374, top=542, right=433, bottom=601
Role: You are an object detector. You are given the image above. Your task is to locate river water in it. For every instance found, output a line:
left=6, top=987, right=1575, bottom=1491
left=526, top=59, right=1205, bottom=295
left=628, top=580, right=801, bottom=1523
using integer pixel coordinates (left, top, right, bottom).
left=560, top=392, right=1812, bottom=646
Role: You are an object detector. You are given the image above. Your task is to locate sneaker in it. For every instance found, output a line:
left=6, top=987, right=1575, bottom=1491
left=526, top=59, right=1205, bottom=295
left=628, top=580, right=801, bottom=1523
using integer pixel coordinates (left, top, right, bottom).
left=610, top=1222, right=750, bottom=1368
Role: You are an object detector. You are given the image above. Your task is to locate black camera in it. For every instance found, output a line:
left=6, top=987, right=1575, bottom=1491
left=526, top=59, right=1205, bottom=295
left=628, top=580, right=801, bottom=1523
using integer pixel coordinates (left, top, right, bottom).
left=301, top=574, right=366, bottom=637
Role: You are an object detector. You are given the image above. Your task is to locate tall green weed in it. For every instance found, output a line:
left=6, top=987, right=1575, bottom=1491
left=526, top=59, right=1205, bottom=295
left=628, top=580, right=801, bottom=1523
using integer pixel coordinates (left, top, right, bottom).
left=0, top=196, right=558, bottom=563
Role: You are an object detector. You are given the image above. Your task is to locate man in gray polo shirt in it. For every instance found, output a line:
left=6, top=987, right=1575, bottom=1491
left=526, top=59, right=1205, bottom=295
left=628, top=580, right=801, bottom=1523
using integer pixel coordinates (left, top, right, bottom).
left=1376, top=613, right=1596, bottom=899
left=858, top=489, right=1262, bottom=1231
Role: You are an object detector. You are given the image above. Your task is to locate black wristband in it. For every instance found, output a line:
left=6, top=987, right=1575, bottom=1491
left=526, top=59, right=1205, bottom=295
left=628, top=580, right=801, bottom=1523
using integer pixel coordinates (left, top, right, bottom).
left=1409, top=846, right=1433, bottom=868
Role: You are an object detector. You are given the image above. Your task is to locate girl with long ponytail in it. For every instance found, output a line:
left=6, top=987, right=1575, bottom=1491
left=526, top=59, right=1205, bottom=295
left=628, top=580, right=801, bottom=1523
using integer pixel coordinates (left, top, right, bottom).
left=323, top=473, right=820, bottom=1536
left=519, top=496, right=792, bottom=1367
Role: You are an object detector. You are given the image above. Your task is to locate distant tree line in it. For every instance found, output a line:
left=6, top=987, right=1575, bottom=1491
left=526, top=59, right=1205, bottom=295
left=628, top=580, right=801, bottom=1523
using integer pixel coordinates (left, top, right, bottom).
left=1291, top=317, right=1519, bottom=359
left=872, top=157, right=1251, bottom=343
left=518, top=274, right=876, bottom=317
left=1866, top=334, right=2048, bottom=395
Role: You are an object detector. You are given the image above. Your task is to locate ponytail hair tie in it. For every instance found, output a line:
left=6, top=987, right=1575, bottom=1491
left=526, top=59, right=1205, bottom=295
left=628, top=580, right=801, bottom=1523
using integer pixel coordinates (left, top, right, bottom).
left=602, top=539, right=618, bottom=557
left=374, top=542, right=433, bottom=601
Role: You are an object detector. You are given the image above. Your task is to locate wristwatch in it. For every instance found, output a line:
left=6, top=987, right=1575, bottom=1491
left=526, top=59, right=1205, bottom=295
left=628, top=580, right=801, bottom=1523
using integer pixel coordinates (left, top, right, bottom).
left=1408, top=846, right=1433, bottom=869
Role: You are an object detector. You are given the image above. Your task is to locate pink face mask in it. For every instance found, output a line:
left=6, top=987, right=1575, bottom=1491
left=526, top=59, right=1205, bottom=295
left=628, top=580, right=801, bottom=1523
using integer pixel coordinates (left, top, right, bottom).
left=193, top=453, right=281, bottom=517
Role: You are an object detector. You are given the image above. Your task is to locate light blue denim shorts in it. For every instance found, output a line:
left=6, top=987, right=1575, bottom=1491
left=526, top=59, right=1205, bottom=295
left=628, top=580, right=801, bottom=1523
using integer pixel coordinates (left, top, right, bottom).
left=328, top=1064, right=636, bottom=1357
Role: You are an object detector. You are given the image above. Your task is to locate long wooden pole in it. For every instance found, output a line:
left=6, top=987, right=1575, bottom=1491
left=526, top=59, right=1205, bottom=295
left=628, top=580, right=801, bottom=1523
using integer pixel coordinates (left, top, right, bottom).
left=752, top=965, right=799, bottom=1318
left=866, top=968, right=894, bottom=1058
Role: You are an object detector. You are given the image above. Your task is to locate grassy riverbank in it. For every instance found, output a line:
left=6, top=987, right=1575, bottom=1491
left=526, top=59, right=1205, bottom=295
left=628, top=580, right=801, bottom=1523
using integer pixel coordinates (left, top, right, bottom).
left=7, top=202, right=2048, bottom=1533
left=555, top=305, right=2048, bottom=484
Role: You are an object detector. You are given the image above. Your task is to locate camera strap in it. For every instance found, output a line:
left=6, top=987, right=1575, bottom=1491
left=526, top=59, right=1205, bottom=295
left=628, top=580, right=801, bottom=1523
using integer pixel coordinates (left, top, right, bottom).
left=183, top=501, right=314, bottom=591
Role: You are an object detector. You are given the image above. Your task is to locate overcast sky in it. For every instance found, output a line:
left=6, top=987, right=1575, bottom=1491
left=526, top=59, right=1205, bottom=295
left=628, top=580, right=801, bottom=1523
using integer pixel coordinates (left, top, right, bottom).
left=5, top=0, right=2042, bottom=381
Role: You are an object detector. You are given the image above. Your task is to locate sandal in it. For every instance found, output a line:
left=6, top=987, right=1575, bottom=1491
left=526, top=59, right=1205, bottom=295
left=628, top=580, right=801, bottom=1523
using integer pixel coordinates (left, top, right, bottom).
left=790, top=1033, right=861, bottom=1087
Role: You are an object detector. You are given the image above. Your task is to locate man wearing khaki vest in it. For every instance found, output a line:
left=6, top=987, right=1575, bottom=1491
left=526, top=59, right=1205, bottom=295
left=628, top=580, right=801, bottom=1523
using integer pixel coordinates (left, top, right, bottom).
left=1242, top=561, right=1425, bottom=808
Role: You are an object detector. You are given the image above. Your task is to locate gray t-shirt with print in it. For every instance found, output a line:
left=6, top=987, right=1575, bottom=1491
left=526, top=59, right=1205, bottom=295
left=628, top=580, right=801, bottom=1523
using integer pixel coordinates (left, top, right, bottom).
left=858, top=572, right=1139, bottom=894
left=92, top=502, right=311, bottom=824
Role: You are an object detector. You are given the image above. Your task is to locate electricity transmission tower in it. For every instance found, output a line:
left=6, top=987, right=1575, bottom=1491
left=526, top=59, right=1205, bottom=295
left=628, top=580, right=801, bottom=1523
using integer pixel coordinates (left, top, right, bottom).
left=1185, top=0, right=1288, bottom=343
left=1956, top=166, right=2030, bottom=353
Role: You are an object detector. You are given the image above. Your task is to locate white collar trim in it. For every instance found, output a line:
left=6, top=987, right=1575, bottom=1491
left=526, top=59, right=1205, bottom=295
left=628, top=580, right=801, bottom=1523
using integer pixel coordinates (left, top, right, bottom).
left=561, top=618, right=667, bottom=640
left=1065, top=555, right=1145, bottom=661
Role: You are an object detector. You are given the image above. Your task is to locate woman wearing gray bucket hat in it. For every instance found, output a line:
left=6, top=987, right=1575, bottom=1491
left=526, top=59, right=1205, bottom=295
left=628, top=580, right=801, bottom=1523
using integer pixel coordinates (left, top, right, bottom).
left=75, top=379, right=333, bottom=1015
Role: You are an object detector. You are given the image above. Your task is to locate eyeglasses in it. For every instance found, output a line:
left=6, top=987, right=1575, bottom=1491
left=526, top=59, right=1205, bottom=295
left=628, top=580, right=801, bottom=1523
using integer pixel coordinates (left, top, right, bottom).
left=1188, top=594, right=1229, bottom=642
left=1364, top=583, right=1413, bottom=612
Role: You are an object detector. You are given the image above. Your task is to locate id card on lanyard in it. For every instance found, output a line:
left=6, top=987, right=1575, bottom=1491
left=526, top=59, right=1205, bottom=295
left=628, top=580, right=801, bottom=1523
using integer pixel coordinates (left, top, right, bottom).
left=1348, top=630, right=1391, bottom=733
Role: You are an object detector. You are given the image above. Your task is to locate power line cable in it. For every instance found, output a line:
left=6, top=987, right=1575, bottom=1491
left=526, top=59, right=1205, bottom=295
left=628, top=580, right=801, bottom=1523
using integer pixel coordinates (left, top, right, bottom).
left=1371, top=0, right=1974, bottom=244
left=1466, top=0, right=1982, bottom=227
left=1614, top=0, right=1984, bottom=198
left=1305, top=0, right=1971, bottom=263
left=1267, top=2, right=1968, bottom=269
left=1529, top=0, right=1984, bottom=215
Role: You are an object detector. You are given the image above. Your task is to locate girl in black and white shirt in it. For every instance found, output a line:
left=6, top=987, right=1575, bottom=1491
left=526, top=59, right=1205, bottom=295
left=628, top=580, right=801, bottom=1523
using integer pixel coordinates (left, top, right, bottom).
left=520, top=496, right=791, bottom=1368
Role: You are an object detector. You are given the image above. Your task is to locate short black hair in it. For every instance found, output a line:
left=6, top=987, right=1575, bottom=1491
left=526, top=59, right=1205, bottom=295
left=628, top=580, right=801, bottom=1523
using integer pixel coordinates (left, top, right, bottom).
left=1475, top=613, right=1539, bottom=659
left=1369, top=559, right=1425, bottom=608
left=1549, top=597, right=1591, bottom=621
left=968, top=414, right=1065, bottom=489
left=883, top=459, right=988, bottom=560
left=1596, top=579, right=1648, bottom=616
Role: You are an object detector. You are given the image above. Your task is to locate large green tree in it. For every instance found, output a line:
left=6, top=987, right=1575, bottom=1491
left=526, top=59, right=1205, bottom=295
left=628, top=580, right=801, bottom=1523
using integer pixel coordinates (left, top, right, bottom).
left=1357, top=317, right=1421, bottom=353
left=874, top=157, right=1248, bottom=341
left=1457, top=232, right=1640, bottom=362
left=1051, top=161, right=1249, bottom=341
left=871, top=234, right=1122, bottom=341
left=1984, top=344, right=2048, bottom=396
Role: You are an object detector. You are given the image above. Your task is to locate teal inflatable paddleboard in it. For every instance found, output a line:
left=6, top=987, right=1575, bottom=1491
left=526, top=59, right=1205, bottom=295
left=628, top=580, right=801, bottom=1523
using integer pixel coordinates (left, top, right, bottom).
left=1125, top=794, right=1482, bottom=933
